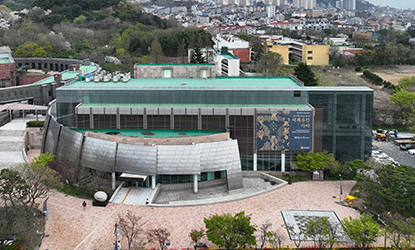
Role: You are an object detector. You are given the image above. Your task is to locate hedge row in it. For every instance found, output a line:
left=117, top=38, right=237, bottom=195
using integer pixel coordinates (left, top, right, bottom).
left=363, top=71, right=396, bottom=90
left=26, top=121, right=45, bottom=127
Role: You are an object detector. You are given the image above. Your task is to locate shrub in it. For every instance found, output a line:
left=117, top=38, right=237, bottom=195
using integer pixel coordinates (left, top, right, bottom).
left=26, top=121, right=44, bottom=127
left=355, top=66, right=361, bottom=72
left=33, top=152, right=54, bottom=165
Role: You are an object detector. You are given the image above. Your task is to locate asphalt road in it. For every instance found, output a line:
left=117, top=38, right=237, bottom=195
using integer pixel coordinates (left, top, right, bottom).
left=372, top=139, right=415, bottom=167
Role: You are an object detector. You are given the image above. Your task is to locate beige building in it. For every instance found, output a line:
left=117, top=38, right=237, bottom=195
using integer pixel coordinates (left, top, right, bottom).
left=266, top=39, right=329, bottom=65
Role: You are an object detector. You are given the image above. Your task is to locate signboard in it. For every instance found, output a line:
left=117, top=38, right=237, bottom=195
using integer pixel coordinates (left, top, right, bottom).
left=256, top=110, right=312, bottom=151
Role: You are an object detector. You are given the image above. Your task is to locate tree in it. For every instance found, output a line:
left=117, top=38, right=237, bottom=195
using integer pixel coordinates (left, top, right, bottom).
left=236, top=34, right=249, bottom=41
left=293, top=62, right=318, bottom=86
left=383, top=213, right=415, bottom=249
left=204, top=211, right=256, bottom=250
left=390, top=77, right=415, bottom=130
left=147, top=228, right=170, bottom=250
left=28, top=6, right=48, bottom=23
left=341, top=159, right=369, bottom=179
left=189, top=228, right=205, bottom=249
left=355, top=163, right=415, bottom=217
left=329, top=46, right=346, bottom=67
left=12, top=163, right=61, bottom=208
left=257, top=52, right=283, bottom=75
left=118, top=210, right=146, bottom=250
left=250, top=35, right=264, bottom=61
left=0, top=168, right=41, bottom=249
left=304, top=217, right=340, bottom=249
left=190, top=47, right=206, bottom=64
left=295, top=151, right=324, bottom=172
left=0, top=168, right=28, bottom=208
left=266, top=230, right=284, bottom=248
left=258, top=220, right=272, bottom=249
left=177, top=38, right=187, bottom=63
left=284, top=224, right=306, bottom=250
left=148, top=37, right=165, bottom=64
left=342, top=215, right=383, bottom=249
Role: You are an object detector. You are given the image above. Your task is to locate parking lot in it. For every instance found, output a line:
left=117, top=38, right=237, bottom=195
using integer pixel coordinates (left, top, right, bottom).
left=372, top=138, right=415, bottom=168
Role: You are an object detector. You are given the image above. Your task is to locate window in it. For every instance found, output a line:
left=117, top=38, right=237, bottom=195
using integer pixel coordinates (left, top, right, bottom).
left=294, top=91, right=301, bottom=97
left=0, top=79, right=11, bottom=88
left=308, top=51, right=313, bottom=54
left=307, top=56, right=313, bottom=60
left=163, top=69, right=171, bottom=78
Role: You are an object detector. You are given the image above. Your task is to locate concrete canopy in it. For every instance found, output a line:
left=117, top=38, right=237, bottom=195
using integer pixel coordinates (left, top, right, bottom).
left=0, top=102, right=47, bottom=111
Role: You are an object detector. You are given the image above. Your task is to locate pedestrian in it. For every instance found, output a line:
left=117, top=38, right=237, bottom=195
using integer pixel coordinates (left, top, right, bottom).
left=145, top=198, right=149, bottom=205
left=82, top=200, right=86, bottom=211
left=117, top=240, right=121, bottom=250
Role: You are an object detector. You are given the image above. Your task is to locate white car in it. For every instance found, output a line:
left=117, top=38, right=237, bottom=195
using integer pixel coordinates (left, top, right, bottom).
left=408, top=149, right=415, bottom=155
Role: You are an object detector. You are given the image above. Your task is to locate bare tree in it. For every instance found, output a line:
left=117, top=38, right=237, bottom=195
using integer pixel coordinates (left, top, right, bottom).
left=258, top=220, right=272, bottom=249
left=147, top=228, right=171, bottom=250
left=118, top=210, right=146, bottom=250
left=285, top=224, right=306, bottom=250
left=12, top=163, right=61, bottom=208
left=266, top=230, right=285, bottom=248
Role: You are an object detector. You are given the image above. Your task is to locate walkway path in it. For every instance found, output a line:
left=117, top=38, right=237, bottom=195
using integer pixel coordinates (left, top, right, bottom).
left=0, top=113, right=43, bottom=170
left=38, top=180, right=378, bottom=250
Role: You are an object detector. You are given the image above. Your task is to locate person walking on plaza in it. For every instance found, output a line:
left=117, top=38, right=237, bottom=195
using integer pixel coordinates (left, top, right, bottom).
left=82, top=201, right=86, bottom=211
left=117, top=240, right=121, bottom=250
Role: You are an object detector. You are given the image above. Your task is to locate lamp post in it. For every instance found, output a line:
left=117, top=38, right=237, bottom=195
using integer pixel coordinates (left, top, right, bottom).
left=339, top=174, right=342, bottom=205
left=114, top=223, right=118, bottom=250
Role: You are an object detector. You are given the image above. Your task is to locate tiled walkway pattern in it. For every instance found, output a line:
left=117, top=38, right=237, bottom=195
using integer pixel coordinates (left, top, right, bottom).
left=38, top=181, right=387, bottom=250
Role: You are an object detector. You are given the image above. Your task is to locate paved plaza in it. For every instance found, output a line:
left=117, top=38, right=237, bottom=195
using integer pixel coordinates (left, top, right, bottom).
left=37, top=180, right=380, bottom=250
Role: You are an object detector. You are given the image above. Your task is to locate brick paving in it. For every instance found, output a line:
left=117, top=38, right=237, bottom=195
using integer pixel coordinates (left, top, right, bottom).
left=37, top=180, right=383, bottom=250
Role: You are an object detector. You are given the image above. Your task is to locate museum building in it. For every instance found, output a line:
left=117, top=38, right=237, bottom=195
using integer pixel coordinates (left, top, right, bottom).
left=42, top=64, right=373, bottom=190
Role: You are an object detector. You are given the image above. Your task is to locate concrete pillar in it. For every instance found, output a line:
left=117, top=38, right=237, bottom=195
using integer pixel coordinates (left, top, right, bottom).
left=112, top=172, right=116, bottom=190
left=193, top=174, right=198, bottom=193
left=151, top=175, right=156, bottom=189
left=253, top=153, right=257, bottom=171
left=281, top=152, right=285, bottom=172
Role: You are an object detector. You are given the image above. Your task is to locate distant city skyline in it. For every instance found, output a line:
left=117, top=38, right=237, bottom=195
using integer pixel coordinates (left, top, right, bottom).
left=368, top=0, right=415, bottom=9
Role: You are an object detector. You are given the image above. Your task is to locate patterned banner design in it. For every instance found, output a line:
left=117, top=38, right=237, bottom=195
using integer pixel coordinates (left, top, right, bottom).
left=256, top=110, right=312, bottom=151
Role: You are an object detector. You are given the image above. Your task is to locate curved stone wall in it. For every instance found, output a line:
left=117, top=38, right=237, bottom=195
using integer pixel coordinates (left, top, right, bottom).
left=42, top=114, right=243, bottom=190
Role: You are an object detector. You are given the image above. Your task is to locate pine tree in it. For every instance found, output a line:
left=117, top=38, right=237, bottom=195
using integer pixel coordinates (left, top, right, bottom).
left=149, top=37, right=165, bottom=64
left=293, top=62, right=318, bottom=86
left=190, top=47, right=206, bottom=64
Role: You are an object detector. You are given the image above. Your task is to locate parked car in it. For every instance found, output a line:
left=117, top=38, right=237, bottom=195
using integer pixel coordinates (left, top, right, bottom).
left=408, top=149, right=415, bottom=156
left=399, top=144, right=415, bottom=151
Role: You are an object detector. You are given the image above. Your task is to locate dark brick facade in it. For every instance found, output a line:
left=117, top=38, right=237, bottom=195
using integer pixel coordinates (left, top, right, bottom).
left=0, top=62, right=16, bottom=86
left=17, top=75, right=50, bottom=86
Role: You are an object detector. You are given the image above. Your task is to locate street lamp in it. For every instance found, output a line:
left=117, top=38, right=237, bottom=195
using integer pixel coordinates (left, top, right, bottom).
left=114, top=223, right=118, bottom=250
left=339, top=174, right=342, bottom=205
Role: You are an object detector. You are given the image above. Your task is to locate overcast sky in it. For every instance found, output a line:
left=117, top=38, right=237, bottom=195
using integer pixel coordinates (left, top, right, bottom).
left=368, top=0, right=415, bottom=9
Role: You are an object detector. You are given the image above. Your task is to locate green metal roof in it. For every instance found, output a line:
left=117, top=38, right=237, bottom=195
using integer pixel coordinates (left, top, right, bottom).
left=72, top=129, right=224, bottom=137
left=33, top=65, right=98, bottom=85
left=220, top=53, right=239, bottom=60
left=0, top=57, right=11, bottom=64
left=135, top=63, right=214, bottom=66
left=78, top=103, right=312, bottom=109
left=64, top=76, right=303, bottom=90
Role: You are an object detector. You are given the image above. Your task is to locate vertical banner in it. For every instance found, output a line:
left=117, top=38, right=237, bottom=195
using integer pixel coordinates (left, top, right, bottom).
left=256, top=110, right=312, bottom=151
